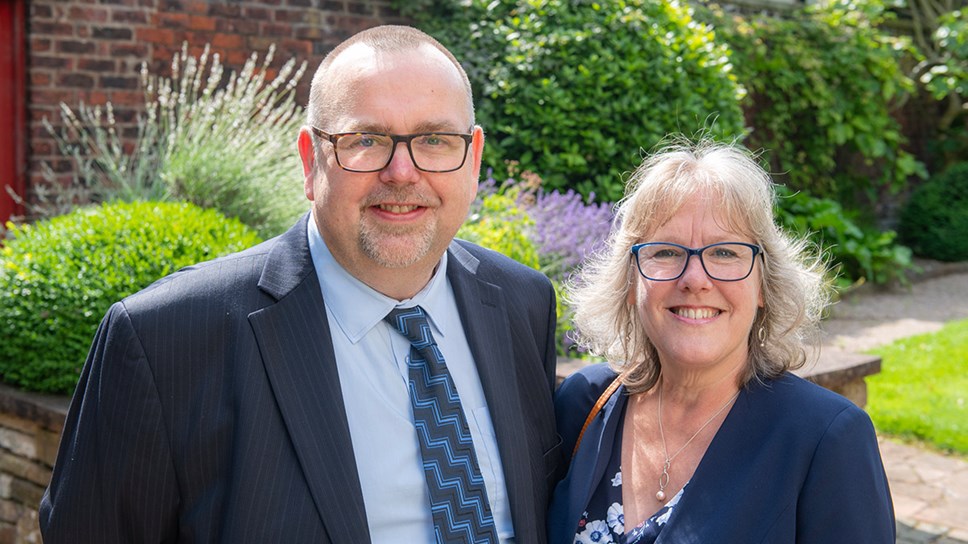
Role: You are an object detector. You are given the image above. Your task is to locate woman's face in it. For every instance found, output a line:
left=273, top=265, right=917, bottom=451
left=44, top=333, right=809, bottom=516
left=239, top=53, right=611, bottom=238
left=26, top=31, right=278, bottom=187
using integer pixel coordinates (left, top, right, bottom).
left=630, top=192, right=764, bottom=374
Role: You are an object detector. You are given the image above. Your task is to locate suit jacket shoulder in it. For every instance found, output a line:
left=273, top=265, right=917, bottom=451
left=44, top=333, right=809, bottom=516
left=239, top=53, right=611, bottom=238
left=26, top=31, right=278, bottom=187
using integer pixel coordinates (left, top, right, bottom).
left=121, top=226, right=291, bottom=318
left=450, top=238, right=553, bottom=294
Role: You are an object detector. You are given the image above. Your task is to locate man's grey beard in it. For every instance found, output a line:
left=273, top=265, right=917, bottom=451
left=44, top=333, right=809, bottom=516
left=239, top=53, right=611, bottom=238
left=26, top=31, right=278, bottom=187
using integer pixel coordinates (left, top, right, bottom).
left=358, top=220, right=437, bottom=269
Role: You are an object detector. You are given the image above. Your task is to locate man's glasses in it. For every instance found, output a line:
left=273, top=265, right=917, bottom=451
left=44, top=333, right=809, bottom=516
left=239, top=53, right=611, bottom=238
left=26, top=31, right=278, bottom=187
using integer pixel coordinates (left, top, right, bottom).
left=311, top=128, right=473, bottom=173
left=631, top=242, right=763, bottom=282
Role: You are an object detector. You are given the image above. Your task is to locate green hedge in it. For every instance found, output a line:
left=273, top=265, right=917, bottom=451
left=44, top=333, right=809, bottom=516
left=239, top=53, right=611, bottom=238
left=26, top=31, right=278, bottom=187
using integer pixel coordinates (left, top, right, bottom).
left=900, top=162, right=968, bottom=262
left=411, top=0, right=746, bottom=202
left=698, top=0, right=924, bottom=207
left=0, top=201, right=261, bottom=394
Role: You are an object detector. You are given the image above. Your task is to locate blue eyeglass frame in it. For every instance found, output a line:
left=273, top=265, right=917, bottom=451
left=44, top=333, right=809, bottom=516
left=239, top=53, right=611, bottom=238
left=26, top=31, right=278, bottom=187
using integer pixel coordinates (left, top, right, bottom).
left=630, top=241, right=764, bottom=282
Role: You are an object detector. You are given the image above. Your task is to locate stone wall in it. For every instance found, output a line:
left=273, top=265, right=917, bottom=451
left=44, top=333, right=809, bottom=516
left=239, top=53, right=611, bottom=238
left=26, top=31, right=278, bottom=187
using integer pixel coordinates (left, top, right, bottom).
left=25, top=0, right=404, bottom=209
left=0, top=384, right=67, bottom=544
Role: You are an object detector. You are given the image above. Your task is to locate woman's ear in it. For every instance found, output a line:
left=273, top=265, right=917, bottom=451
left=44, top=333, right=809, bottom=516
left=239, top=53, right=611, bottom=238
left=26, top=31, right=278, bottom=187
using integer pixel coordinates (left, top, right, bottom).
left=627, top=267, right=638, bottom=306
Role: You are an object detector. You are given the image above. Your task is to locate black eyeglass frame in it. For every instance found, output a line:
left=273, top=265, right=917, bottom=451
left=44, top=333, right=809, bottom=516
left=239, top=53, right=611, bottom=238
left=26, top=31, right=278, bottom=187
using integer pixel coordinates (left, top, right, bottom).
left=310, top=127, right=474, bottom=173
left=630, top=241, right=764, bottom=282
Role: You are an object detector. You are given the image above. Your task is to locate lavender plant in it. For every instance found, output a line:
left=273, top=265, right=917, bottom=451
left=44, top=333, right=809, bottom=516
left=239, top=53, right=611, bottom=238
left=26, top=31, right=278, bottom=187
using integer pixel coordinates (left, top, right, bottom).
left=469, top=169, right=615, bottom=356
left=31, top=43, right=308, bottom=239
left=525, top=187, right=614, bottom=282
left=153, top=43, right=308, bottom=238
left=481, top=167, right=614, bottom=282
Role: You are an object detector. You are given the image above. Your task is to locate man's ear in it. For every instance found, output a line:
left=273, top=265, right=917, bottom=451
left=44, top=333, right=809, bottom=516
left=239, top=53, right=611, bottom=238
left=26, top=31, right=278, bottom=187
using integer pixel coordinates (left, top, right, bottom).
left=297, top=127, right=316, bottom=200
left=470, top=125, right=485, bottom=183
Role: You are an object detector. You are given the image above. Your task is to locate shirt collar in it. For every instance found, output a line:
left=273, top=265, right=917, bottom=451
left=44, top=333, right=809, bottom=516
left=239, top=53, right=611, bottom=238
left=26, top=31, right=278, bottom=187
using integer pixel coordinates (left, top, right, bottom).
left=306, top=213, right=451, bottom=343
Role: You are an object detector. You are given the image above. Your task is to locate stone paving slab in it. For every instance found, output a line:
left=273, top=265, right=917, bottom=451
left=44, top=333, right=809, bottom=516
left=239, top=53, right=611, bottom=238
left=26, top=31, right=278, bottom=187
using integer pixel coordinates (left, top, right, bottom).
left=881, top=437, right=968, bottom=543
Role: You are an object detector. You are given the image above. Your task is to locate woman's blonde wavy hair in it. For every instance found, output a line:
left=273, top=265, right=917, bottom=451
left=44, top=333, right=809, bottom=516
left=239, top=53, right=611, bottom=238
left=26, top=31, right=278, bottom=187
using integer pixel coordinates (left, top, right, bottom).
left=567, top=137, right=832, bottom=394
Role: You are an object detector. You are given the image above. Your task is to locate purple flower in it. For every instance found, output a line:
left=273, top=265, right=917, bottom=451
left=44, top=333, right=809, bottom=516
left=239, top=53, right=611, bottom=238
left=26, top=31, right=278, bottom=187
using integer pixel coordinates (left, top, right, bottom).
left=524, top=188, right=614, bottom=281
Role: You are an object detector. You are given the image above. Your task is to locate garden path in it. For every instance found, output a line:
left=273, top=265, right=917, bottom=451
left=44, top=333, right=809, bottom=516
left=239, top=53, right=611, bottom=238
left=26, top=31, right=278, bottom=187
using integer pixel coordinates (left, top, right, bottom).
left=817, top=261, right=968, bottom=543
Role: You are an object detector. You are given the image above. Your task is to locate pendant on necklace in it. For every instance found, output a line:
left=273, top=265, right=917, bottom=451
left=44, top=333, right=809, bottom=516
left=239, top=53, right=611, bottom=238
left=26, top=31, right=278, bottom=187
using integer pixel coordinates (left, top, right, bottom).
left=656, top=459, right=671, bottom=502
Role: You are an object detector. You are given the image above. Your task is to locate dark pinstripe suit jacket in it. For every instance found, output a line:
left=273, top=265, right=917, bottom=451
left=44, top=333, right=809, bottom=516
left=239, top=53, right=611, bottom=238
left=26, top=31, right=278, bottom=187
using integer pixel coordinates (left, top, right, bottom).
left=39, top=214, right=564, bottom=543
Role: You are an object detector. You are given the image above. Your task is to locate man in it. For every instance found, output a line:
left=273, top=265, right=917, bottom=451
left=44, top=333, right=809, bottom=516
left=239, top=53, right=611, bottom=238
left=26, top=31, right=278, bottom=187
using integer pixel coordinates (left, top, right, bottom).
left=40, top=25, right=563, bottom=543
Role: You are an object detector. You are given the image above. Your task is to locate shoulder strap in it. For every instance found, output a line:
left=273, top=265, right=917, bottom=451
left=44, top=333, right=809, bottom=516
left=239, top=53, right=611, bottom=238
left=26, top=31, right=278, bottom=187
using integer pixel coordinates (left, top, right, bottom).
left=572, top=376, right=623, bottom=458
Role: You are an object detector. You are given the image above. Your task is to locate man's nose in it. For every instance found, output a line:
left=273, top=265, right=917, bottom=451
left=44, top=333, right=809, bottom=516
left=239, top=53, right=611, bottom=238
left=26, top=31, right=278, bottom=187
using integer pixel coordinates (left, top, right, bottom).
left=380, top=141, right=420, bottom=182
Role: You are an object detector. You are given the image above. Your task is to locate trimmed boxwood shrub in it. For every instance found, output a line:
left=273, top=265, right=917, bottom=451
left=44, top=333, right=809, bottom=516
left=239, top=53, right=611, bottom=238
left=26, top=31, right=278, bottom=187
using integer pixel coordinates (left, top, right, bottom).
left=899, top=162, right=968, bottom=262
left=0, top=201, right=262, bottom=394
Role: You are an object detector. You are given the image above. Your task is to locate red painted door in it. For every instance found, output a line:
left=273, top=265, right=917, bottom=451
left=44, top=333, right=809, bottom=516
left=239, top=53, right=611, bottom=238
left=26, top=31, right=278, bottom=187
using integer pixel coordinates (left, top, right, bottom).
left=0, top=0, right=26, bottom=227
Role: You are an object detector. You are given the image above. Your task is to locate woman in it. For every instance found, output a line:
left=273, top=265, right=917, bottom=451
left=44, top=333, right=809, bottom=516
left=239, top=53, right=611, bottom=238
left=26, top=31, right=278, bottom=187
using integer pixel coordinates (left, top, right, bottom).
left=548, top=138, right=895, bottom=543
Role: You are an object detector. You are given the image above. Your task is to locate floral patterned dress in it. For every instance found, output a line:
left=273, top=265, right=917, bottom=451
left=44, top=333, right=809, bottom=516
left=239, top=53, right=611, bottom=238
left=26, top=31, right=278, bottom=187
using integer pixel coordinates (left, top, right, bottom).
left=572, top=421, right=686, bottom=544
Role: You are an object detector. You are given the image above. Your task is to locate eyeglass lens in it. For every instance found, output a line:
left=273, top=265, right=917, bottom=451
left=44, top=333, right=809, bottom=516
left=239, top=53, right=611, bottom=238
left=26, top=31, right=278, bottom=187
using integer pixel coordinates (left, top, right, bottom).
left=635, top=243, right=757, bottom=281
left=335, top=133, right=468, bottom=172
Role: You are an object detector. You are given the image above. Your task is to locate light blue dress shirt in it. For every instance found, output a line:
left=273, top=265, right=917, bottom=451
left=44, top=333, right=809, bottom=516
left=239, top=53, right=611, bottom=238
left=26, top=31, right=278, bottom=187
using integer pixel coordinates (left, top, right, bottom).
left=306, top=217, right=514, bottom=543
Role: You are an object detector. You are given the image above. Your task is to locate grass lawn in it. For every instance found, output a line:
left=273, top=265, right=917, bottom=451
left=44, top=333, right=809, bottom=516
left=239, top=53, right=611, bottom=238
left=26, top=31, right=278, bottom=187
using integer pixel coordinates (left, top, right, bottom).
left=866, top=318, right=968, bottom=456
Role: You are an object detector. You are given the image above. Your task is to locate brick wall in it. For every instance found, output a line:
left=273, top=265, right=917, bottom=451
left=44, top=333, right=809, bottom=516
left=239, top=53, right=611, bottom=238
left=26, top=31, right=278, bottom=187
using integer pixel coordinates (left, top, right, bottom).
left=24, top=0, right=405, bottom=208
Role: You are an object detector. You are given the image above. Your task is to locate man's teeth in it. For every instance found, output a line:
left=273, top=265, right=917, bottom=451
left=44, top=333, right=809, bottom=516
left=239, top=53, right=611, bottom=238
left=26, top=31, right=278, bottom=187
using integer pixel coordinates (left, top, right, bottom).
left=674, top=308, right=720, bottom=319
left=378, top=204, right=419, bottom=213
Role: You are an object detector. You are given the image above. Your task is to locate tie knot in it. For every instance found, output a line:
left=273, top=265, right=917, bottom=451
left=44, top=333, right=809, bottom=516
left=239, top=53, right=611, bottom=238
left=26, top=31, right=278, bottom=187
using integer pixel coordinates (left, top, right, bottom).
left=384, top=306, right=436, bottom=349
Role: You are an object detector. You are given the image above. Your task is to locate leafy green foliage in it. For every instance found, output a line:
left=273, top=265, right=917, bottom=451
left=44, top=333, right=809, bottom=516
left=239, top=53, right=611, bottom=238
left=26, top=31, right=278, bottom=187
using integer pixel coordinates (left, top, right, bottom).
left=0, top=201, right=261, bottom=394
left=868, top=318, right=968, bottom=455
left=774, top=185, right=913, bottom=288
left=899, top=161, right=968, bottom=261
left=414, top=0, right=746, bottom=202
left=919, top=8, right=968, bottom=102
left=36, top=43, right=308, bottom=239
left=699, top=0, right=925, bottom=206
left=457, top=185, right=577, bottom=356
left=458, top=188, right=541, bottom=270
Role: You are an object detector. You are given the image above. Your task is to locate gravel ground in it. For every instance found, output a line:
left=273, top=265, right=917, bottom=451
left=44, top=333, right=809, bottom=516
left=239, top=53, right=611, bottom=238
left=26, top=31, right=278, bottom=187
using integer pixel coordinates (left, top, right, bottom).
left=819, top=262, right=968, bottom=353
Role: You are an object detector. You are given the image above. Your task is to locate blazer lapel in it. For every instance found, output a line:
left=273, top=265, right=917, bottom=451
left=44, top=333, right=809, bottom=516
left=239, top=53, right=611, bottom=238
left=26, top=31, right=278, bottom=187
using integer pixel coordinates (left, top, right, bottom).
left=655, top=386, right=753, bottom=544
left=446, top=242, right=540, bottom=540
left=571, top=388, right=626, bottom=533
left=248, top=214, right=371, bottom=543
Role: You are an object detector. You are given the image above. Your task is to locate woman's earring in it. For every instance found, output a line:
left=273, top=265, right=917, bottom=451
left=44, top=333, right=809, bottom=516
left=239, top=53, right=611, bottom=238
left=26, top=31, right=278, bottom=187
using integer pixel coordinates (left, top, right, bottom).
left=757, top=326, right=766, bottom=348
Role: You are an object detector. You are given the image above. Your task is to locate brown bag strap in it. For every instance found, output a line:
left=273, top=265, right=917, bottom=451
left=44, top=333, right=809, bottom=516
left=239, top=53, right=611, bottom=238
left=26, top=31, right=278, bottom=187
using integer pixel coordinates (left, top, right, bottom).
left=572, top=376, right=622, bottom=458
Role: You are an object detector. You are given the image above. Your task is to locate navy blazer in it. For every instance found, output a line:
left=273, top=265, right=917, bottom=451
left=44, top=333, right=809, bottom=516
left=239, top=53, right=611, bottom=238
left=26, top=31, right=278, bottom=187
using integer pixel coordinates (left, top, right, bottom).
left=548, top=363, right=895, bottom=544
left=40, top=214, right=564, bottom=543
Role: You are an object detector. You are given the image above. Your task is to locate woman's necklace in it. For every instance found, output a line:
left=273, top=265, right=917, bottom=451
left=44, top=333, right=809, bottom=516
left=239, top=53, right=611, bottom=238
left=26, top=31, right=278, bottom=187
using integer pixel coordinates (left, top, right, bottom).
left=655, top=383, right=741, bottom=502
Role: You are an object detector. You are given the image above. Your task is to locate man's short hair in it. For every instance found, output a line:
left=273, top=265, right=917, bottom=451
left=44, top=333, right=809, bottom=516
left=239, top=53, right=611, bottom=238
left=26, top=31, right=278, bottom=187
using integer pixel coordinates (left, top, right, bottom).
left=307, top=25, right=474, bottom=130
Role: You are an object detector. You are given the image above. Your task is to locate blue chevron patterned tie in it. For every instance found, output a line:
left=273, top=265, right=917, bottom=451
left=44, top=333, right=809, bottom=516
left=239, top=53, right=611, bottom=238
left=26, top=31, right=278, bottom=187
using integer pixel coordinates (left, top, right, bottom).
left=384, top=306, right=498, bottom=544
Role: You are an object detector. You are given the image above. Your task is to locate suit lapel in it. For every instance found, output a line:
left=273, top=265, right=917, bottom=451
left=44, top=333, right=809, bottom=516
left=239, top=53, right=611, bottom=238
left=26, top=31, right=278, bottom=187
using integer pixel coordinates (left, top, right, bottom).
left=447, top=242, right=540, bottom=540
left=248, top=215, right=371, bottom=543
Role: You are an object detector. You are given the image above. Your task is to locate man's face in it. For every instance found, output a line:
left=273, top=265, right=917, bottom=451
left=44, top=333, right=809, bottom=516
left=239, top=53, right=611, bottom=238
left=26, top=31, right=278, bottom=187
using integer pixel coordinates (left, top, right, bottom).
left=298, top=43, right=483, bottom=294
